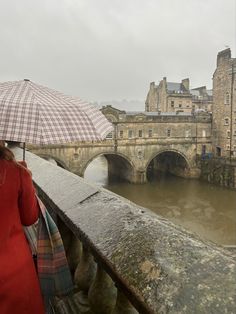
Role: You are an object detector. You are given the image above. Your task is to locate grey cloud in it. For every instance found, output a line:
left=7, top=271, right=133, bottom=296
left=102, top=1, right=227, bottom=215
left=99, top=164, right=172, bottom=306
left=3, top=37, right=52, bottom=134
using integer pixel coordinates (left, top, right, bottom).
left=0, top=0, right=235, bottom=109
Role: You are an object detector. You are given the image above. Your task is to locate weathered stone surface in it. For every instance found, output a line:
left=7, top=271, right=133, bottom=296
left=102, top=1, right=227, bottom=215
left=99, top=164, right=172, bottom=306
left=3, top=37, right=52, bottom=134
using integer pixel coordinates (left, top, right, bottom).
left=29, top=108, right=212, bottom=183
left=14, top=148, right=236, bottom=314
left=212, top=48, right=236, bottom=157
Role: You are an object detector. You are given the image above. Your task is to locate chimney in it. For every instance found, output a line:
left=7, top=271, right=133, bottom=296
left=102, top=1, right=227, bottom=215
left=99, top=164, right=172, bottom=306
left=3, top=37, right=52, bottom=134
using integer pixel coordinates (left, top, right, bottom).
left=182, top=78, right=189, bottom=91
left=217, top=48, right=231, bottom=66
left=150, top=82, right=156, bottom=89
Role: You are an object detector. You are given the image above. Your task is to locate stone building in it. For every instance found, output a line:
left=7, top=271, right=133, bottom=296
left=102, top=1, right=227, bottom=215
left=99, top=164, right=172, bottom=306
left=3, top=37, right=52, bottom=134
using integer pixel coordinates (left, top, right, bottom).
left=101, top=105, right=212, bottom=157
left=212, top=48, right=236, bottom=157
left=145, top=78, right=212, bottom=113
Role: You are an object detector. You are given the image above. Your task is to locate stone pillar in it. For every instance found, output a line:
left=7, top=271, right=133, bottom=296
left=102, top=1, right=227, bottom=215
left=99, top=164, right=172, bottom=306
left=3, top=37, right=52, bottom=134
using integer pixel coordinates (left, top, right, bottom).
left=112, top=290, right=138, bottom=314
left=88, top=264, right=117, bottom=314
left=74, top=245, right=97, bottom=308
left=129, top=169, right=147, bottom=184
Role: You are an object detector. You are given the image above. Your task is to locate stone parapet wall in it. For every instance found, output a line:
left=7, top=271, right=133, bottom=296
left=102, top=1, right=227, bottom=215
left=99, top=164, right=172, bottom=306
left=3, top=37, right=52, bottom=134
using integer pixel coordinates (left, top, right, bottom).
left=13, top=148, right=236, bottom=314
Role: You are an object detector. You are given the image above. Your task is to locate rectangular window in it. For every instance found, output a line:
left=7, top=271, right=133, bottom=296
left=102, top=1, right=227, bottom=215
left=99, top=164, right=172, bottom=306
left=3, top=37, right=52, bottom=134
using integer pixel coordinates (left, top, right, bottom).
left=185, top=130, right=191, bottom=137
left=179, top=104, right=182, bottom=108
left=226, top=145, right=230, bottom=151
left=106, top=132, right=113, bottom=139
left=138, top=130, right=143, bottom=137
left=227, top=131, right=230, bottom=138
left=202, top=130, right=206, bottom=137
left=119, top=130, right=123, bottom=138
left=171, top=101, right=174, bottom=107
left=167, top=129, right=171, bottom=137
left=128, top=130, right=133, bottom=138
left=225, top=118, right=229, bottom=125
left=202, top=145, right=206, bottom=155
left=224, top=92, right=230, bottom=105
left=148, top=129, right=153, bottom=137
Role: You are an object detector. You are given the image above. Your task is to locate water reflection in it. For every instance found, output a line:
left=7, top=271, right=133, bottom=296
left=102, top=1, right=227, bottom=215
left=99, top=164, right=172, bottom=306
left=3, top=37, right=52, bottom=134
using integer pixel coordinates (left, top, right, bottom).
left=84, top=156, right=236, bottom=246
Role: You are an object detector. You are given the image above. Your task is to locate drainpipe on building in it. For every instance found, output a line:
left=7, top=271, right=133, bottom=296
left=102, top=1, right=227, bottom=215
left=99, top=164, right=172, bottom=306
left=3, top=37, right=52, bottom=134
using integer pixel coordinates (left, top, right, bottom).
left=114, top=122, right=118, bottom=153
left=230, top=64, right=235, bottom=162
left=195, top=112, right=198, bottom=159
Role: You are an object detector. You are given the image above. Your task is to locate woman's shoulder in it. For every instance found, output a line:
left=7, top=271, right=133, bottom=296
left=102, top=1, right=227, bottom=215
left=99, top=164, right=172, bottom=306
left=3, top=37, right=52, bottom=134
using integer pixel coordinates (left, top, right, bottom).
left=0, top=160, right=30, bottom=177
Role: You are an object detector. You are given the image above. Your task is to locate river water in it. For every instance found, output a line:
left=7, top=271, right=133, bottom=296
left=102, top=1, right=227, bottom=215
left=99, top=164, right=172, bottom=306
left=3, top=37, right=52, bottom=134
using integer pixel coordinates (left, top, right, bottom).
left=84, top=156, right=236, bottom=246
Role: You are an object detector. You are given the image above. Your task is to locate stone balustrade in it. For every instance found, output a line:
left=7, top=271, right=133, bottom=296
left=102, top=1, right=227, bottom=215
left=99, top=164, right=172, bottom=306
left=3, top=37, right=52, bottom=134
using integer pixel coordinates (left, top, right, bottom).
left=13, top=148, right=236, bottom=314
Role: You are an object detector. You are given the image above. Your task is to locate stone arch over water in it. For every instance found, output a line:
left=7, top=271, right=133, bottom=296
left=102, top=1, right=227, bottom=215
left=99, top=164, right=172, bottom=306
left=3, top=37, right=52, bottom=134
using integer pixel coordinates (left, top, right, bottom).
left=146, top=149, right=192, bottom=180
left=36, top=153, right=69, bottom=170
left=82, top=152, right=135, bottom=182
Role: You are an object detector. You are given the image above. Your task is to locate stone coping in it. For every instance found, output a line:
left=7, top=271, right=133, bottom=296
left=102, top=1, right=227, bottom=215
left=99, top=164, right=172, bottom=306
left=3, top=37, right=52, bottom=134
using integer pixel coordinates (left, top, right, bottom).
left=13, top=148, right=236, bottom=314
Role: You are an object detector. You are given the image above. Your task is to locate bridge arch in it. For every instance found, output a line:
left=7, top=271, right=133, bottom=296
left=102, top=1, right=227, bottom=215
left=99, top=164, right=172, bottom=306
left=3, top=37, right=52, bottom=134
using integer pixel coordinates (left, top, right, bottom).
left=82, top=151, right=135, bottom=183
left=145, top=149, right=192, bottom=180
left=36, top=153, right=69, bottom=170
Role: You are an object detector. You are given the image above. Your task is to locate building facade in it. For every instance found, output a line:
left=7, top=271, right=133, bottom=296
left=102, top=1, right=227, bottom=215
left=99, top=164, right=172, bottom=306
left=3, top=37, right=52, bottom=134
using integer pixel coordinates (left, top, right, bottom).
left=145, top=78, right=212, bottom=113
left=101, top=105, right=212, bottom=157
left=212, top=48, right=236, bottom=157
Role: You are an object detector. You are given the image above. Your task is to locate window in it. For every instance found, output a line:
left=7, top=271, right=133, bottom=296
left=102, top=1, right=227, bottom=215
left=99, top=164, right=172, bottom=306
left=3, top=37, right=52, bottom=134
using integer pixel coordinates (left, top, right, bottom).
left=234, top=130, right=236, bottom=136
left=225, top=92, right=230, bottom=105
left=185, top=130, right=191, bottom=137
left=216, top=147, right=221, bottom=156
left=179, top=104, right=182, bottom=108
left=202, top=130, right=206, bottom=137
left=202, top=145, right=206, bottom=155
left=226, top=145, right=230, bottom=151
left=227, top=131, right=230, bottom=138
left=171, top=101, right=174, bottom=107
left=138, top=130, right=143, bottom=137
left=224, top=118, right=229, bottom=126
left=119, top=130, right=123, bottom=138
left=106, top=132, right=113, bottom=139
left=128, top=130, right=133, bottom=138
left=234, top=146, right=236, bottom=151
left=148, top=129, right=153, bottom=137
left=167, top=129, right=171, bottom=137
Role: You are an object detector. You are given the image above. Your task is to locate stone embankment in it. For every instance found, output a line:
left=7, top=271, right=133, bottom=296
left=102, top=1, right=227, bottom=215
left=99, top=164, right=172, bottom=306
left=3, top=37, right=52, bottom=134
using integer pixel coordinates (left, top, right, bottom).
left=200, top=157, right=236, bottom=189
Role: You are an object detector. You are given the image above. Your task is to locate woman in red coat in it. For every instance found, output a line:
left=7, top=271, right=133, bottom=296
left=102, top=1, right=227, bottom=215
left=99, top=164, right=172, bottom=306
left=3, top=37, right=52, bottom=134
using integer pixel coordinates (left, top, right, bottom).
left=0, top=143, right=45, bottom=314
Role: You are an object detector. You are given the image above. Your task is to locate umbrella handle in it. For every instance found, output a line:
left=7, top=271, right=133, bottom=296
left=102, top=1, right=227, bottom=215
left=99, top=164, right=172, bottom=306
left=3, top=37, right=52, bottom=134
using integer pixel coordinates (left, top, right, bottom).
left=23, top=143, right=26, bottom=161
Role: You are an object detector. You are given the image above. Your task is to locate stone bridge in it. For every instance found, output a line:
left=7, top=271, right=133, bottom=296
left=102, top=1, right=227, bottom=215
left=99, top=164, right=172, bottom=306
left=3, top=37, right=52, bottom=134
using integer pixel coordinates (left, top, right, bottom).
left=29, top=137, right=208, bottom=183
left=29, top=107, right=212, bottom=183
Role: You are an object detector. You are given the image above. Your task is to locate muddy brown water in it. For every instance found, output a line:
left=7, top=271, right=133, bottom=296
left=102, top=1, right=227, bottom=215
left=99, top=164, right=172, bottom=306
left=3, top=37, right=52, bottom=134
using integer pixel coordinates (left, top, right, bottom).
left=84, top=156, right=236, bottom=246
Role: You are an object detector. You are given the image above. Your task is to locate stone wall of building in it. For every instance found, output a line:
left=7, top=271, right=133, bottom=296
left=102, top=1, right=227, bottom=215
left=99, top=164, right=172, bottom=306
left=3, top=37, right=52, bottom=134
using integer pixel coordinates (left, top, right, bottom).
left=212, top=48, right=236, bottom=157
left=145, top=82, right=158, bottom=111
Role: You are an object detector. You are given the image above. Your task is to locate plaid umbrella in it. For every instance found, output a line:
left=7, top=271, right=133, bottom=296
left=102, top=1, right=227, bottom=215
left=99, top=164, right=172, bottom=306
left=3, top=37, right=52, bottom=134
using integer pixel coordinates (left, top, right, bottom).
left=0, top=79, right=113, bottom=144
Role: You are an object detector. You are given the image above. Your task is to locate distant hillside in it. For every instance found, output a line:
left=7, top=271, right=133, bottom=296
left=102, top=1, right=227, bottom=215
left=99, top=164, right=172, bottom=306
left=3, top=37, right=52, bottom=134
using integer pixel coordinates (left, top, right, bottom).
left=98, top=99, right=145, bottom=112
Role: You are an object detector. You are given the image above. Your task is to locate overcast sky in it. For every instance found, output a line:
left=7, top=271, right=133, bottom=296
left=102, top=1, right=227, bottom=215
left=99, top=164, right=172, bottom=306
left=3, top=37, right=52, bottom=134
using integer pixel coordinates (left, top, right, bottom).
left=0, top=0, right=235, bottom=106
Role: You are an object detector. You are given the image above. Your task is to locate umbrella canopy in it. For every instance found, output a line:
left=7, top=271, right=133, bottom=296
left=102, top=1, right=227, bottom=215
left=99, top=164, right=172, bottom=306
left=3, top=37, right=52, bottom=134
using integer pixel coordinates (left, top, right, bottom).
left=0, top=79, right=113, bottom=144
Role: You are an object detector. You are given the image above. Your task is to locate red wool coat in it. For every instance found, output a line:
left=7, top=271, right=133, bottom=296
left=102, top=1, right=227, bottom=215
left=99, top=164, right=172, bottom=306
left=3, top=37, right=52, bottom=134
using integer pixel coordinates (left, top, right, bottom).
left=0, top=160, right=45, bottom=314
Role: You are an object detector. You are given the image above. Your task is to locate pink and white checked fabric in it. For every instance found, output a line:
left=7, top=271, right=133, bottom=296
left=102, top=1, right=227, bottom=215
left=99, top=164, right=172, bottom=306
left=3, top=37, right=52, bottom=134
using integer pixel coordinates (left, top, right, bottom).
left=0, top=80, right=113, bottom=144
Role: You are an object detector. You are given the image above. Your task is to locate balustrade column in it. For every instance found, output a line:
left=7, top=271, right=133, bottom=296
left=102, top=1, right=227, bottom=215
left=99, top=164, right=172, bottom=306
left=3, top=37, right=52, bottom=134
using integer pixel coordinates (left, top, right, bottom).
left=57, top=217, right=82, bottom=274
left=88, top=264, right=117, bottom=314
left=74, top=245, right=97, bottom=311
left=112, top=290, right=138, bottom=314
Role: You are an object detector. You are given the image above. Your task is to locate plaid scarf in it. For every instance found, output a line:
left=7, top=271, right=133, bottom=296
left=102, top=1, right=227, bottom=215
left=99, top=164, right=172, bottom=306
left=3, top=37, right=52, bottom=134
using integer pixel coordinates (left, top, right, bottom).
left=24, top=197, right=74, bottom=312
